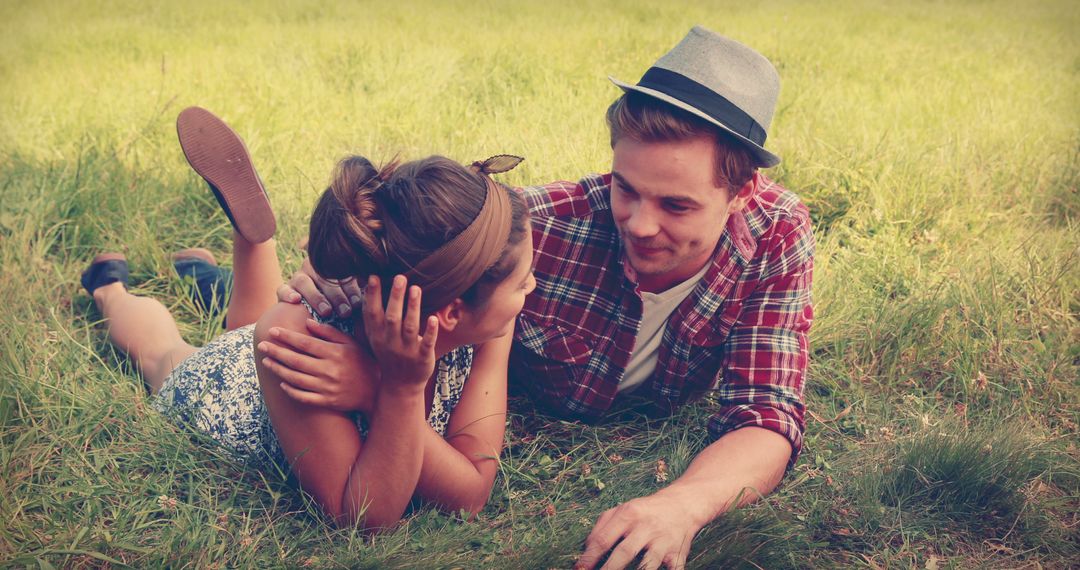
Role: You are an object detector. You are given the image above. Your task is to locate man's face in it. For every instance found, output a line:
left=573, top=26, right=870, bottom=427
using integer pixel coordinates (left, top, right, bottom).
left=610, top=135, right=752, bottom=293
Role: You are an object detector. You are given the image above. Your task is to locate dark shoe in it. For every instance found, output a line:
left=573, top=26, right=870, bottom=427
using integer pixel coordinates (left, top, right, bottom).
left=81, top=253, right=129, bottom=296
left=176, top=106, right=276, bottom=243
left=173, top=248, right=232, bottom=315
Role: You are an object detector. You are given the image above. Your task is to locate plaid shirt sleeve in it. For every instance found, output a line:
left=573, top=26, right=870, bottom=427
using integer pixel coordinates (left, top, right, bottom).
left=707, top=204, right=814, bottom=463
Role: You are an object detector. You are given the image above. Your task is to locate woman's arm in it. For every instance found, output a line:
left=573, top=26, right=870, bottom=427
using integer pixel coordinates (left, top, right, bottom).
left=258, top=289, right=510, bottom=515
left=257, top=319, right=380, bottom=415
left=255, top=276, right=435, bottom=530
left=258, top=319, right=510, bottom=514
left=412, top=333, right=510, bottom=514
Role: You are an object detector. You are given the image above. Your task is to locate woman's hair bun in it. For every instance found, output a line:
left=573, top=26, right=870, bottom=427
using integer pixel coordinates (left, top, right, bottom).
left=308, top=155, right=397, bottom=280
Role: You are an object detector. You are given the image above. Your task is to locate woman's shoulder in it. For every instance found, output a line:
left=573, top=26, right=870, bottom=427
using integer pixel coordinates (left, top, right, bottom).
left=254, top=302, right=314, bottom=342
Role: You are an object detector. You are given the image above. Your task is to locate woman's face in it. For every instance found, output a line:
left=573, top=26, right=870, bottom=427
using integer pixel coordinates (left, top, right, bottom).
left=457, top=225, right=536, bottom=344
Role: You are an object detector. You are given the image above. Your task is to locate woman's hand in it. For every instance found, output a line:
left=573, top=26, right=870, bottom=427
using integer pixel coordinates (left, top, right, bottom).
left=363, top=275, right=439, bottom=388
left=276, top=256, right=364, bottom=319
left=256, top=319, right=380, bottom=414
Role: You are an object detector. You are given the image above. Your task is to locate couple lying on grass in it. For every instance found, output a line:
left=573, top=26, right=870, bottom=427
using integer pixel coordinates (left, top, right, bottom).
left=82, top=27, right=813, bottom=569
left=84, top=106, right=533, bottom=529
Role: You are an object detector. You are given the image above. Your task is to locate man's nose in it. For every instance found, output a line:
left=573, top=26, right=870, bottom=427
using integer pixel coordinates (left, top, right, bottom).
left=625, top=203, right=659, bottom=238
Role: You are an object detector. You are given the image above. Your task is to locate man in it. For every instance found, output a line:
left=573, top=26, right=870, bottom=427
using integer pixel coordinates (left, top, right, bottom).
left=274, top=26, right=813, bottom=569
left=508, top=27, right=812, bottom=569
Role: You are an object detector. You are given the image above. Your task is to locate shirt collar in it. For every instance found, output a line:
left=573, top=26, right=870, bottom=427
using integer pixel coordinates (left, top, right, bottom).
left=726, top=209, right=757, bottom=263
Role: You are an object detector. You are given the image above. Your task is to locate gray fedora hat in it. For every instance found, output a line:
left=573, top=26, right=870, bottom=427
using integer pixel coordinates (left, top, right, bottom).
left=610, top=26, right=781, bottom=167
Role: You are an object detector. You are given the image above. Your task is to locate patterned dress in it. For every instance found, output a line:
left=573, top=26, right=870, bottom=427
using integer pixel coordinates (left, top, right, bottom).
left=153, top=302, right=473, bottom=468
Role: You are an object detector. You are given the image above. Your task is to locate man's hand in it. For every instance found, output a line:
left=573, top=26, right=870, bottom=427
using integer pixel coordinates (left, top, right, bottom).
left=576, top=489, right=702, bottom=570
left=276, top=256, right=364, bottom=319
left=576, top=428, right=792, bottom=570
left=257, top=318, right=379, bottom=414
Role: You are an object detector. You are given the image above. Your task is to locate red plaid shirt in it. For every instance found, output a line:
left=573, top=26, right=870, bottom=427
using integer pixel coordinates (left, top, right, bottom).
left=509, top=173, right=813, bottom=458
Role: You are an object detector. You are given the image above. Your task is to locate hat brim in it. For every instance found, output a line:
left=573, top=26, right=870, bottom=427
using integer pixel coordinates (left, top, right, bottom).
left=609, top=76, right=780, bottom=168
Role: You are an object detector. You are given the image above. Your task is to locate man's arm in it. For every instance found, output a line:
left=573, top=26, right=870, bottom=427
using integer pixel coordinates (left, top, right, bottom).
left=577, top=427, right=790, bottom=570
left=579, top=207, right=815, bottom=569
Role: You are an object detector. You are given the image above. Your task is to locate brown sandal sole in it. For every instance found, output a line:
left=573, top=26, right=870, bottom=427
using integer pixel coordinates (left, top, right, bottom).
left=176, top=106, right=276, bottom=243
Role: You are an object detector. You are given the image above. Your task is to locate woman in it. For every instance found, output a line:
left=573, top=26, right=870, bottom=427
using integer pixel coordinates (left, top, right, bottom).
left=80, top=107, right=535, bottom=529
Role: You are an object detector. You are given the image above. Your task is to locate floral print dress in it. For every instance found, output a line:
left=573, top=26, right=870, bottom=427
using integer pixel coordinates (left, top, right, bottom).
left=153, top=301, right=472, bottom=468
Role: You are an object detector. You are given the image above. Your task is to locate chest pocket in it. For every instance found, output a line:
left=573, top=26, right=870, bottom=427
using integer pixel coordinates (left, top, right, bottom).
left=516, top=314, right=594, bottom=365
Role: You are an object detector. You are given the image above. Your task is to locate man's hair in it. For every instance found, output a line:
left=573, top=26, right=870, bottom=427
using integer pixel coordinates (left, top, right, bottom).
left=606, top=92, right=757, bottom=195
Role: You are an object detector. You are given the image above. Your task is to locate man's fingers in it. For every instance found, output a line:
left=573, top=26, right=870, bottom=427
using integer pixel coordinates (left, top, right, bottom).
left=298, top=256, right=352, bottom=317
left=637, top=547, right=666, bottom=570
left=599, top=536, right=647, bottom=570
left=577, top=518, right=623, bottom=570
left=278, top=380, right=330, bottom=407
left=401, top=285, right=421, bottom=341
left=636, top=558, right=661, bottom=570
left=341, top=278, right=364, bottom=310
left=275, top=283, right=301, bottom=304
left=594, top=508, right=616, bottom=530
left=287, top=271, right=333, bottom=317
left=304, top=318, right=353, bottom=344
left=316, top=277, right=353, bottom=318
left=670, top=533, right=692, bottom=570
left=575, top=544, right=606, bottom=570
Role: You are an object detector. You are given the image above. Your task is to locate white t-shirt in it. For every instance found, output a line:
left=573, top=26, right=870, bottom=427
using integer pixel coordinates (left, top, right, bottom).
left=618, top=264, right=710, bottom=392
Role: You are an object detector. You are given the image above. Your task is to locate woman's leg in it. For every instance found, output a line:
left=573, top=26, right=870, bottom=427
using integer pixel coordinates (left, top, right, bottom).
left=174, top=106, right=283, bottom=330
left=92, top=282, right=197, bottom=393
left=225, top=231, right=283, bottom=330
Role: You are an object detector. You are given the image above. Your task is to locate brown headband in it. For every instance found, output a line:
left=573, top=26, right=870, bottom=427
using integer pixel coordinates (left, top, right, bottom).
left=404, top=155, right=523, bottom=312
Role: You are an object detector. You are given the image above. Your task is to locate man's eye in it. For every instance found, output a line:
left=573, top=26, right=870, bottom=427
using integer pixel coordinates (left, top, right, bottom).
left=664, top=202, right=690, bottom=213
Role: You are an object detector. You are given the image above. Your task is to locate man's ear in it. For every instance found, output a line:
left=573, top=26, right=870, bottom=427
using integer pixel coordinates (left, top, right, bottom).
left=431, top=298, right=465, bottom=332
left=729, top=171, right=759, bottom=213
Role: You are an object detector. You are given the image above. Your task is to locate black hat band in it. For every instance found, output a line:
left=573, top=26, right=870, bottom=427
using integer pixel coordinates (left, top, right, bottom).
left=637, top=67, right=767, bottom=147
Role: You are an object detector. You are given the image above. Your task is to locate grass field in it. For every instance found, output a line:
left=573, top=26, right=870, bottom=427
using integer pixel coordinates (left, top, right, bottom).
left=2, top=0, right=1078, bottom=567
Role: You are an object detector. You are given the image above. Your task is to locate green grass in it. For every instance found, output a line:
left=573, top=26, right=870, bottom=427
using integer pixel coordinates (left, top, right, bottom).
left=2, top=0, right=1078, bottom=567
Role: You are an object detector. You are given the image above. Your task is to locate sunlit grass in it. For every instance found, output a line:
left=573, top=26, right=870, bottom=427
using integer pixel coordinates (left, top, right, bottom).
left=2, top=0, right=1077, bottom=567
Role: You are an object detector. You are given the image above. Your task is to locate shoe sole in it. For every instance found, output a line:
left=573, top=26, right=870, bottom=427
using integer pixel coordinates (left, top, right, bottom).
left=90, top=252, right=127, bottom=265
left=176, top=106, right=276, bottom=243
